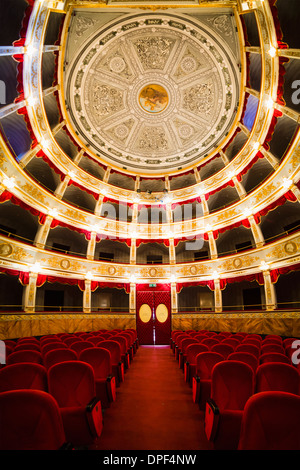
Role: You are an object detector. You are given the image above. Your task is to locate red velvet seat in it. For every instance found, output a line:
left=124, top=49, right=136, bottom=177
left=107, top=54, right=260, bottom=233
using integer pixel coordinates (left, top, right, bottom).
left=255, top=362, right=300, bottom=395
left=179, top=338, right=198, bottom=369
left=184, top=343, right=209, bottom=384
left=262, top=335, right=283, bottom=345
left=119, top=331, right=134, bottom=351
left=238, top=391, right=300, bottom=450
left=235, top=343, right=260, bottom=358
left=205, top=361, right=254, bottom=450
left=79, top=347, right=116, bottom=409
left=96, top=340, right=124, bottom=386
left=113, top=336, right=130, bottom=370
left=41, top=341, right=68, bottom=356
left=17, top=337, right=40, bottom=345
left=192, top=352, right=224, bottom=409
left=0, top=390, right=68, bottom=450
left=201, top=338, right=219, bottom=349
left=48, top=361, right=103, bottom=447
left=43, top=348, right=78, bottom=369
left=63, top=336, right=83, bottom=347
left=70, top=341, right=95, bottom=355
left=174, top=334, right=189, bottom=360
left=40, top=335, right=60, bottom=345
left=260, top=352, right=291, bottom=364
left=228, top=351, right=259, bottom=373
left=14, top=342, right=40, bottom=352
left=260, top=343, right=285, bottom=355
left=211, top=343, right=234, bottom=359
left=221, top=338, right=240, bottom=349
left=0, top=363, right=48, bottom=392
left=6, top=350, right=42, bottom=365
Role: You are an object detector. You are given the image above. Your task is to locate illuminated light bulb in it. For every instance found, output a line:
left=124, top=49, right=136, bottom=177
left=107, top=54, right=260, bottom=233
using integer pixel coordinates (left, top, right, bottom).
left=27, top=95, right=38, bottom=107
left=212, top=270, right=219, bottom=280
left=40, top=137, right=50, bottom=150
left=91, top=224, right=100, bottom=233
left=253, top=141, right=260, bottom=150
left=2, top=177, right=15, bottom=189
left=244, top=207, right=252, bottom=218
left=260, top=260, right=269, bottom=271
left=282, top=177, right=292, bottom=190
left=85, top=271, right=93, bottom=280
left=31, top=262, right=41, bottom=273
left=68, top=171, right=75, bottom=179
left=130, top=275, right=136, bottom=283
left=48, top=208, right=58, bottom=218
left=131, top=231, right=137, bottom=239
left=205, top=224, right=212, bottom=232
left=170, top=274, right=176, bottom=283
left=266, top=98, right=274, bottom=110
left=268, top=47, right=277, bottom=58
left=26, top=44, right=36, bottom=56
left=101, top=188, right=108, bottom=196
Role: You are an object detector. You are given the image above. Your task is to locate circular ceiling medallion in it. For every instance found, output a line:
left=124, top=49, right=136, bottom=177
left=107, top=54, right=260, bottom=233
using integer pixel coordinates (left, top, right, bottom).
left=139, top=84, right=169, bottom=114
left=65, top=12, right=240, bottom=174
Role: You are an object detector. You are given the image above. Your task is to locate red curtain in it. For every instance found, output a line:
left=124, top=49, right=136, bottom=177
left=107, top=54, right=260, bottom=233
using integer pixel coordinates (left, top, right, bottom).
left=36, top=150, right=65, bottom=180
left=67, top=179, right=99, bottom=200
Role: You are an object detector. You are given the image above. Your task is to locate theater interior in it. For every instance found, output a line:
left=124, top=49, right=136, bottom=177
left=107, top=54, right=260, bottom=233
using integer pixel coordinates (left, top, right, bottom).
left=0, top=0, right=299, bottom=452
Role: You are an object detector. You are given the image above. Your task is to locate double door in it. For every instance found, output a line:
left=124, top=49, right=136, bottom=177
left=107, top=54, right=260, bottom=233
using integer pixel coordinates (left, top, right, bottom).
left=136, top=289, right=171, bottom=345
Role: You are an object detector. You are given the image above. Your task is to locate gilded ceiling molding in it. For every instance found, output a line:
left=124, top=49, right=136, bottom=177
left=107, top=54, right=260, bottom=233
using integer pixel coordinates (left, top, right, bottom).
left=0, top=127, right=299, bottom=240
left=19, top=0, right=284, bottom=206
left=0, top=230, right=299, bottom=284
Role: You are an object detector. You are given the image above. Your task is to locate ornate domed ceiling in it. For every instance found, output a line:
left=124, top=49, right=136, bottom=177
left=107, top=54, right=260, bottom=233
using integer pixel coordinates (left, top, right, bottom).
left=64, top=10, right=241, bottom=174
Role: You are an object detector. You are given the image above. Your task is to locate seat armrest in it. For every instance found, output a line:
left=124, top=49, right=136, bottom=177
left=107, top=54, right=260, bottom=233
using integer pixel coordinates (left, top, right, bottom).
left=205, top=398, right=220, bottom=442
left=86, top=398, right=103, bottom=437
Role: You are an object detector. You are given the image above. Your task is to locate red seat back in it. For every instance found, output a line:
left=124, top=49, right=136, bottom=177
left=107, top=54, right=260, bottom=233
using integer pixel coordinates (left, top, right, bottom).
left=211, top=361, right=254, bottom=411
left=228, top=352, right=259, bottom=373
left=70, top=341, right=94, bottom=354
left=238, top=391, right=300, bottom=450
left=185, top=344, right=209, bottom=364
left=43, top=348, right=77, bottom=369
left=260, top=352, right=291, bottom=364
left=96, top=340, right=121, bottom=364
left=0, top=363, right=47, bottom=392
left=0, top=390, right=66, bottom=450
left=79, top=347, right=112, bottom=379
left=195, top=352, right=224, bottom=379
left=48, top=361, right=96, bottom=407
left=236, top=343, right=260, bottom=358
left=6, top=350, right=42, bottom=365
left=211, top=343, right=234, bottom=359
left=255, top=362, right=300, bottom=394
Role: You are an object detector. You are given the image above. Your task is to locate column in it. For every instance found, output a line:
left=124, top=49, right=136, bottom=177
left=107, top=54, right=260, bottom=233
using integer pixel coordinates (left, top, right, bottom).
left=263, top=270, right=277, bottom=311
left=54, top=175, right=70, bottom=199
left=207, top=231, right=218, bottom=259
left=83, top=279, right=91, bottom=313
left=130, top=282, right=136, bottom=314
left=171, top=282, right=178, bottom=314
left=22, top=273, right=38, bottom=313
left=214, top=279, right=223, bottom=313
left=94, top=195, right=104, bottom=217
left=34, top=215, right=53, bottom=249
left=169, top=238, right=176, bottom=265
left=248, top=215, right=265, bottom=248
left=233, top=176, right=247, bottom=199
left=130, top=238, right=136, bottom=265
left=86, top=232, right=97, bottom=260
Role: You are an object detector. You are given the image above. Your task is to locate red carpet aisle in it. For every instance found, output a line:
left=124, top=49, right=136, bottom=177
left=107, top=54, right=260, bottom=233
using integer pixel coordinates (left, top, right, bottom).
left=92, top=345, right=213, bottom=450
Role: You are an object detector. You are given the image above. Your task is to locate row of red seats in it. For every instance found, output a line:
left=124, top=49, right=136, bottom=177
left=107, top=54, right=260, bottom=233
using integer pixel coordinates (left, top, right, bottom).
left=0, top=329, right=138, bottom=450
left=171, top=329, right=300, bottom=450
